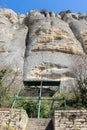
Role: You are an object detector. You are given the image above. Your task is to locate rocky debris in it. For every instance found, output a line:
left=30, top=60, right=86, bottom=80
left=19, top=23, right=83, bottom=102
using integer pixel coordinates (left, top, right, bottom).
left=0, top=9, right=87, bottom=92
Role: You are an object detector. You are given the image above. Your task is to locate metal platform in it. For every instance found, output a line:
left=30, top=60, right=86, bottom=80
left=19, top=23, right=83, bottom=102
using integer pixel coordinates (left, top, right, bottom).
left=23, top=80, right=60, bottom=86
left=12, top=80, right=62, bottom=119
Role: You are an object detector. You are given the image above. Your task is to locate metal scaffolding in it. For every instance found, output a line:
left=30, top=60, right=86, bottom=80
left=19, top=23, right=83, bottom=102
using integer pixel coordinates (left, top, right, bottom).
left=12, top=80, right=66, bottom=119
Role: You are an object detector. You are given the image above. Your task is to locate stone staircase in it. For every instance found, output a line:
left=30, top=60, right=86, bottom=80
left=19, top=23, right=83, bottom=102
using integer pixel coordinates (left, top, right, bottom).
left=26, top=118, right=53, bottom=130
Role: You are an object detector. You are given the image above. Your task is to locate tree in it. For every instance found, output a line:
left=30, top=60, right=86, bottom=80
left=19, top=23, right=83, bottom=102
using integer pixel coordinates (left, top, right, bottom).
left=71, top=55, right=87, bottom=107
left=0, top=67, right=21, bottom=108
left=0, top=69, right=9, bottom=107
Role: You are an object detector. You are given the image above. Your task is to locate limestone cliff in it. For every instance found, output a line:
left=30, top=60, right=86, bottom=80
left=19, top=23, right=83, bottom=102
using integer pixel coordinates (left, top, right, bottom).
left=0, top=9, right=87, bottom=92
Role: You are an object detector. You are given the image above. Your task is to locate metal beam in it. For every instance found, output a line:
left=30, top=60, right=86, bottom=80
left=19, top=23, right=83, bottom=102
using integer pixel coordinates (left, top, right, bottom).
left=38, top=81, right=42, bottom=119
left=11, top=88, right=21, bottom=108
left=24, top=80, right=60, bottom=86
left=15, top=97, right=63, bottom=100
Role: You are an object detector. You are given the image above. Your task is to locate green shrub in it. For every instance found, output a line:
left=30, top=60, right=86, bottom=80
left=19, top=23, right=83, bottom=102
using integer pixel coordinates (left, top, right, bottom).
left=15, top=98, right=50, bottom=118
left=0, top=69, right=14, bottom=108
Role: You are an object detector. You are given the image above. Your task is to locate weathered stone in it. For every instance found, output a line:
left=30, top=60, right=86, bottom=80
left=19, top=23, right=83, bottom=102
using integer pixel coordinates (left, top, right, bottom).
left=0, top=8, right=87, bottom=93
left=59, top=11, right=87, bottom=54
left=0, top=8, right=28, bottom=91
left=26, top=118, right=53, bottom=130
left=0, top=108, right=28, bottom=130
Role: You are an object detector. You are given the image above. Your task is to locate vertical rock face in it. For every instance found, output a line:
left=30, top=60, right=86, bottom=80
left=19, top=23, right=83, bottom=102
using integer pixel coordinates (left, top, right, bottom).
left=61, top=11, right=87, bottom=54
left=23, top=10, right=85, bottom=92
left=0, top=8, right=28, bottom=90
left=0, top=9, right=87, bottom=92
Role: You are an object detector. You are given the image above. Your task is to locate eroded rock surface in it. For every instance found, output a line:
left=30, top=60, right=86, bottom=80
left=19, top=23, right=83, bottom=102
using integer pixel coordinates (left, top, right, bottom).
left=0, top=9, right=87, bottom=92
left=0, top=8, right=28, bottom=90
left=23, top=10, right=86, bottom=92
left=60, top=11, right=87, bottom=54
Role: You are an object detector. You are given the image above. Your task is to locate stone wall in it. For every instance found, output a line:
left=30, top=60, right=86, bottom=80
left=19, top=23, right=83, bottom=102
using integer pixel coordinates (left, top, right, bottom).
left=1, top=109, right=87, bottom=130
left=0, top=108, right=28, bottom=130
left=53, top=110, right=87, bottom=130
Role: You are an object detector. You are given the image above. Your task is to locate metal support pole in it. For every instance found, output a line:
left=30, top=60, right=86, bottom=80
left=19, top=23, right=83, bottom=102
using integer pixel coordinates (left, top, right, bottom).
left=64, top=98, right=67, bottom=110
left=61, top=86, right=67, bottom=110
left=11, top=88, right=21, bottom=108
left=38, top=81, right=42, bottom=119
left=49, top=99, right=54, bottom=117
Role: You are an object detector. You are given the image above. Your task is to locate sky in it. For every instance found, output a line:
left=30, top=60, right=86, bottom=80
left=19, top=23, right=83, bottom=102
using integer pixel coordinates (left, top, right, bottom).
left=0, top=0, right=87, bottom=14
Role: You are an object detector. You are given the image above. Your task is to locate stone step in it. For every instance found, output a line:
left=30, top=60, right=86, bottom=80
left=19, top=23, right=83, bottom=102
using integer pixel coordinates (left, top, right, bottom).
left=26, top=118, right=53, bottom=130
